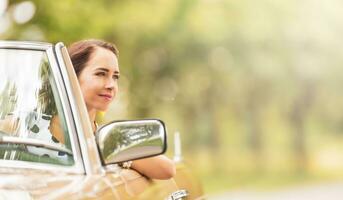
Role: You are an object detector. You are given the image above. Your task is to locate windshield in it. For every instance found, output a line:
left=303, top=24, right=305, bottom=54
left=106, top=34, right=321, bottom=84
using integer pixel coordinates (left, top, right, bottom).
left=0, top=48, right=74, bottom=166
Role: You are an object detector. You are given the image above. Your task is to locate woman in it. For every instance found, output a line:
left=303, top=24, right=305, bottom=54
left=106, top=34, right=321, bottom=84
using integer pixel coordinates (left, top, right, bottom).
left=67, top=39, right=176, bottom=179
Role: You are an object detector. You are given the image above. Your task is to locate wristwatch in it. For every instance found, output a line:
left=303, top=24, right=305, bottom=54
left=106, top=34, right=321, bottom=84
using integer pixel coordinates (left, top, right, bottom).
left=119, top=161, right=133, bottom=169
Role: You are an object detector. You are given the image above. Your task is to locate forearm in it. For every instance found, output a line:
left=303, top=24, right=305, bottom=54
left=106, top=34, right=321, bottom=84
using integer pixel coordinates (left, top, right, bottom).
left=0, top=117, right=18, bottom=134
left=130, top=155, right=176, bottom=180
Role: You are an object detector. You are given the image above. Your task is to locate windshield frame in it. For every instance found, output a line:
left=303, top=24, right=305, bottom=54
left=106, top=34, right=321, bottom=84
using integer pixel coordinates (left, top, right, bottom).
left=55, top=42, right=104, bottom=175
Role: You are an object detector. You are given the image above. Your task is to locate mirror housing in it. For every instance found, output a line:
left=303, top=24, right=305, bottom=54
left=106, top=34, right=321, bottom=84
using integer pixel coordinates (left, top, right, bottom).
left=96, top=119, right=167, bottom=165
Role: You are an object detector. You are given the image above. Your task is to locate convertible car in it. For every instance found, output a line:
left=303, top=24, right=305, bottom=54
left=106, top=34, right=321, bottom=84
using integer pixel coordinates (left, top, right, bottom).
left=0, top=41, right=204, bottom=199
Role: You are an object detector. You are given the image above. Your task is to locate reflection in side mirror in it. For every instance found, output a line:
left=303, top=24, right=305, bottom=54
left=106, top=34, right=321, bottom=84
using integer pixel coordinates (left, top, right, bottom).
left=96, top=119, right=167, bottom=165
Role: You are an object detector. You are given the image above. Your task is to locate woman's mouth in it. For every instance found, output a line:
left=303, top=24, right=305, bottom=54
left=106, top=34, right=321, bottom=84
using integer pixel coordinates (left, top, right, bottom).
left=99, top=94, right=113, bottom=101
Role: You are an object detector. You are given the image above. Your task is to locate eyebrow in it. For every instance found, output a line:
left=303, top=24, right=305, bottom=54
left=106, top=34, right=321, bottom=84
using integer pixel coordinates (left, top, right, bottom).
left=96, top=67, right=120, bottom=74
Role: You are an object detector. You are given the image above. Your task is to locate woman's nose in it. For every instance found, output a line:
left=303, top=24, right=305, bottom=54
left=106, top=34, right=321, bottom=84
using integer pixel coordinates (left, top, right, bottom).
left=105, top=78, right=115, bottom=89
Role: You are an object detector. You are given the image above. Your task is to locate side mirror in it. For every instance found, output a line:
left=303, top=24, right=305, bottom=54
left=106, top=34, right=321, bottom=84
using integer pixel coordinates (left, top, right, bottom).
left=96, top=119, right=167, bottom=165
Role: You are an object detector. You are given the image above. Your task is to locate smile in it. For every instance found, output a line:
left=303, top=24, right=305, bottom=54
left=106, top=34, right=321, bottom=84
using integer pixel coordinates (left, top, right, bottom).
left=99, top=94, right=113, bottom=101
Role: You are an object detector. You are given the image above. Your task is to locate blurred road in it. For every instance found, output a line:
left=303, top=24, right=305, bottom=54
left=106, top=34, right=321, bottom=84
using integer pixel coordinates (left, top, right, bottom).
left=209, top=182, right=343, bottom=200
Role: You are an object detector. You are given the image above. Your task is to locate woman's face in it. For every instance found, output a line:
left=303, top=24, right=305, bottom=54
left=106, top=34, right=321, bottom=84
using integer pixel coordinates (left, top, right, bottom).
left=78, top=47, right=120, bottom=112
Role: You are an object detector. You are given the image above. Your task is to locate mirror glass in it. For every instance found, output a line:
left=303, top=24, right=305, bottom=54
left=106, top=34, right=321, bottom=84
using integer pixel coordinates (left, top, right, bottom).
left=96, top=119, right=166, bottom=164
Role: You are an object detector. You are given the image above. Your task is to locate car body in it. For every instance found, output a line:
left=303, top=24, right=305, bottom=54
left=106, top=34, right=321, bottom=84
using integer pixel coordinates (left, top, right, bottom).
left=0, top=41, right=204, bottom=199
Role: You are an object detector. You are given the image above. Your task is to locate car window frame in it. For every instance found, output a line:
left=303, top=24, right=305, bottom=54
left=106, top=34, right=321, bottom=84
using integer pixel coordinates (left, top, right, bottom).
left=0, top=41, right=85, bottom=174
left=54, top=42, right=104, bottom=175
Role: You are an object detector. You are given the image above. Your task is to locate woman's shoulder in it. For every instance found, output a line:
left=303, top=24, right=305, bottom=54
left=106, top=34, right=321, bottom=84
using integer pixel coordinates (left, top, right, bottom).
left=49, top=115, right=65, bottom=144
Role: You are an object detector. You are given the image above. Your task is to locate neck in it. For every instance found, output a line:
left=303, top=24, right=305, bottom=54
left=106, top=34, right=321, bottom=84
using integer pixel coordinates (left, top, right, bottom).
left=88, top=110, right=96, bottom=123
left=88, top=110, right=96, bottom=133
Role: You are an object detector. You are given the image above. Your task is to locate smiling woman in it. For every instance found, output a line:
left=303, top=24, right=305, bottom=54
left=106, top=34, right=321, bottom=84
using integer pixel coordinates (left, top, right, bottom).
left=67, top=39, right=176, bottom=179
left=67, top=39, right=119, bottom=132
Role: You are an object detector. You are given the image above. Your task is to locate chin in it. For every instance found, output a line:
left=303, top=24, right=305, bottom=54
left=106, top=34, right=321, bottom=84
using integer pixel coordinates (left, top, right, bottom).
left=97, top=108, right=108, bottom=112
left=97, top=106, right=109, bottom=112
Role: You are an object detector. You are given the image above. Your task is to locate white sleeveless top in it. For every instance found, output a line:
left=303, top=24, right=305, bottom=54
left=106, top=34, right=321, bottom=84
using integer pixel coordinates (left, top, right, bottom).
left=26, top=113, right=69, bottom=161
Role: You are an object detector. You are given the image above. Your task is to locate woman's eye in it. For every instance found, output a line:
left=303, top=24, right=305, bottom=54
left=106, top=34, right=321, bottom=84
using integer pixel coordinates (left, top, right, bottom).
left=96, top=72, right=106, bottom=76
left=113, top=75, right=120, bottom=80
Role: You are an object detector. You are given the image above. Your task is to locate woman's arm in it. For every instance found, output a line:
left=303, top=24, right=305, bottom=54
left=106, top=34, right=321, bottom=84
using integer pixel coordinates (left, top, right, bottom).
left=130, top=155, right=176, bottom=180
left=0, top=115, right=18, bottom=134
left=49, top=116, right=65, bottom=144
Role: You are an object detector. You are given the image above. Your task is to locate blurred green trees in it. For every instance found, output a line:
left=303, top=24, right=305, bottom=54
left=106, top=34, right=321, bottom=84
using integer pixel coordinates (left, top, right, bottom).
left=2, top=0, right=343, bottom=194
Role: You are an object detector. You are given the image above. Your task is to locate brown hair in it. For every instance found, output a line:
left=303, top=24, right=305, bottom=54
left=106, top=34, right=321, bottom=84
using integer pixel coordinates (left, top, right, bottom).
left=67, top=39, right=119, bottom=76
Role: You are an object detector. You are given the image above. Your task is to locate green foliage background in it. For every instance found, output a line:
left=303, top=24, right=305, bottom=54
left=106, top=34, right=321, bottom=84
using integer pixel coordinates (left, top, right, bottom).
left=2, top=0, right=343, bottom=194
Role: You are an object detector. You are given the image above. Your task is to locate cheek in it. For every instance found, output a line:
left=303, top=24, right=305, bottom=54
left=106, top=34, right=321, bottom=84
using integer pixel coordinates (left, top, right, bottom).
left=79, top=79, right=97, bottom=100
left=112, top=85, right=119, bottom=99
left=80, top=81, right=90, bottom=95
